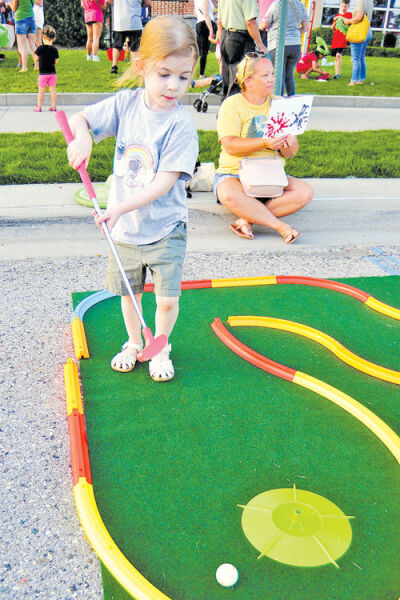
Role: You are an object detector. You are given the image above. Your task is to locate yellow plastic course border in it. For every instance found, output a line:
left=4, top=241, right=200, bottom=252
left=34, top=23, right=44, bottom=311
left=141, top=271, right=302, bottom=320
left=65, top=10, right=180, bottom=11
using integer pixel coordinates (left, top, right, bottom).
left=212, top=318, right=400, bottom=463
left=64, top=275, right=400, bottom=599
left=64, top=358, right=173, bottom=600
left=228, top=316, right=400, bottom=386
left=69, top=276, right=400, bottom=359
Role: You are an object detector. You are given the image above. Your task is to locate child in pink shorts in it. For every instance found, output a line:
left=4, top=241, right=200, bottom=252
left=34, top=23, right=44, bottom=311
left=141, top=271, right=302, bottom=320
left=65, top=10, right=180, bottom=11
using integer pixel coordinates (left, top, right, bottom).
left=33, top=25, right=59, bottom=112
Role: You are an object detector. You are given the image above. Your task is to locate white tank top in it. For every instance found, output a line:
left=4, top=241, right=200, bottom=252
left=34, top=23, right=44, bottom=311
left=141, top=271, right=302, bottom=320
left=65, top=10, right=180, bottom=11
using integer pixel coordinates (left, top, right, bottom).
left=195, top=0, right=216, bottom=23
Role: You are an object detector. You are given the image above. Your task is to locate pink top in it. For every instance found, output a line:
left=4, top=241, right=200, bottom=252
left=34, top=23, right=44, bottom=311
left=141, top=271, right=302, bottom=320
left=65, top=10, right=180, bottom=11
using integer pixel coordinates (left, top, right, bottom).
left=82, top=0, right=105, bottom=23
left=258, top=0, right=274, bottom=20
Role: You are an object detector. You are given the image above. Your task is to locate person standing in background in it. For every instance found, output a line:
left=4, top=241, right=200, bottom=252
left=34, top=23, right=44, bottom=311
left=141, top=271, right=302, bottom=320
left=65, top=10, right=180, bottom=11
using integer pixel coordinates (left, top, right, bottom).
left=81, top=0, right=105, bottom=62
left=261, top=0, right=310, bottom=96
left=194, top=0, right=217, bottom=78
left=330, top=0, right=352, bottom=78
left=33, top=24, right=58, bottom=111
left=33, top=0, right=43, bottom=50
left=141, top=0, right=151, bottom=26
left=258, top=0, right=273, bottom=45
left=337, top=0, right=373, bottom=85
left=107, top=0, right=145, bottom=74
left=218, top=0, right=268, bottom=99
left=6, top=0, right=37, bottom=72
left=0, top=0, right=6, bottom=24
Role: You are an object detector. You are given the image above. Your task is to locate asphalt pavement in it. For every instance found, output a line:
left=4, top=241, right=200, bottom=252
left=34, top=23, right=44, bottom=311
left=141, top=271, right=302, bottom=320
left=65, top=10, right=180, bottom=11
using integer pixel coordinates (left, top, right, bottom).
left=1, top=93, right=400, bottom=600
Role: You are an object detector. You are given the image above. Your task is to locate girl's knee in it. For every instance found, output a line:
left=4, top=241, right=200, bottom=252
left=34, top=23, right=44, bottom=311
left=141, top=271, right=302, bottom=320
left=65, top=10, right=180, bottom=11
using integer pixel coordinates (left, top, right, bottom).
left=156, top=296, right=179, bottom=312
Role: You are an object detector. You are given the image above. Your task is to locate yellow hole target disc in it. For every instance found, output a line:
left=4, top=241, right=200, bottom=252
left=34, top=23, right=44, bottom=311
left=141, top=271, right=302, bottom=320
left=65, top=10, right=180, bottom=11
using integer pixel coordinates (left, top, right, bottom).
left=240, top=486, right=353, bottom=568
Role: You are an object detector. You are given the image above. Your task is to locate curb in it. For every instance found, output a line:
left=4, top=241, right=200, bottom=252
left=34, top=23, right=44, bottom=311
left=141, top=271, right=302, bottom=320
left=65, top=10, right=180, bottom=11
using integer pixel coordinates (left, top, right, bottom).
left=1, top=92, right=400, bottom=109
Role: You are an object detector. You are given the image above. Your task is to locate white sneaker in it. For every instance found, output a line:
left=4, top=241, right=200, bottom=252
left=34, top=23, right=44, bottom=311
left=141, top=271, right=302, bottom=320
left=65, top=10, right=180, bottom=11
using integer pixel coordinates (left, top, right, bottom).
left=86, top=54, right=92, bottom=61
left=149, top=344, right=174, bottom=382
left=92, top=55, right=100, bottom=62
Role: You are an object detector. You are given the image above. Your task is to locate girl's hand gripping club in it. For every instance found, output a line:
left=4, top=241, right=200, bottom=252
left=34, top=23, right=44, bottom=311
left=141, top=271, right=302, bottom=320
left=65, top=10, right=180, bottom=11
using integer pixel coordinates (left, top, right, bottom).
left=55, top=110, right=167, bottom=361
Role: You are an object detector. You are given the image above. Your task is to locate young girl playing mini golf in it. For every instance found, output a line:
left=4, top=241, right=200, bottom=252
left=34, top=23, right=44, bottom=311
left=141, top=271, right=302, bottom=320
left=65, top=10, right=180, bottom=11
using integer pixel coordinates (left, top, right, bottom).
left=67, top=15, right=199, bottom=382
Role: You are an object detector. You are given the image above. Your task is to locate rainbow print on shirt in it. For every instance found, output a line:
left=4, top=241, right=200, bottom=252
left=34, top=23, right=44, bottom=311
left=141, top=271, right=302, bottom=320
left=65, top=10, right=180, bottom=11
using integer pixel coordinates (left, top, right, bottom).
left=114, top=144, right=155, bottom=189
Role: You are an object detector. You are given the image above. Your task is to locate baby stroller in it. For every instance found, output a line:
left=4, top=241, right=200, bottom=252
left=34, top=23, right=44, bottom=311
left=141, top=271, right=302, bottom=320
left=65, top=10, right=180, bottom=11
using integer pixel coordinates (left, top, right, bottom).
left=193, top=75, right=222, bottom=113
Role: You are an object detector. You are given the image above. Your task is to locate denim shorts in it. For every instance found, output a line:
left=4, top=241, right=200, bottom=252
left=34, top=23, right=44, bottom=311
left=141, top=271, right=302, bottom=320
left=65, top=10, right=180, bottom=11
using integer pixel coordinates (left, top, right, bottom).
left=106, top=221, right=187, bottom=297
left=213, top=172, right=240, bottom=198
left=15, top=16, right=36, bottom=35
left=213, top=171, right=277, bottom=204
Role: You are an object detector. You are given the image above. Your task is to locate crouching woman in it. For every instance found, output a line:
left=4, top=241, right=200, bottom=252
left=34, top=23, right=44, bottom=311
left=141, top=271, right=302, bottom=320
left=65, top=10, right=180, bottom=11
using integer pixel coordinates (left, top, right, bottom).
left=214, top=53, right=313, bottom=243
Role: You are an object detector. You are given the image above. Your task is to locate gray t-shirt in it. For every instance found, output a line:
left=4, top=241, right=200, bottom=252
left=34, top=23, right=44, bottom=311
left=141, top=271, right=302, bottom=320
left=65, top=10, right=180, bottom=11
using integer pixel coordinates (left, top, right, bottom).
left=354, top=0, right=373, bottom=22
left=264, top=0, right=309, bottom=50
left=85, top=89, right=199, bottom=246
left=112, top=0, right=142, bottom=31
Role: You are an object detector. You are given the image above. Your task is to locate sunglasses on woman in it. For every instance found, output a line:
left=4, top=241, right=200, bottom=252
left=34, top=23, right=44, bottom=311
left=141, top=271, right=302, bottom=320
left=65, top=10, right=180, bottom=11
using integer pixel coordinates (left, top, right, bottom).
left=243, top=51, right=272, bottom=78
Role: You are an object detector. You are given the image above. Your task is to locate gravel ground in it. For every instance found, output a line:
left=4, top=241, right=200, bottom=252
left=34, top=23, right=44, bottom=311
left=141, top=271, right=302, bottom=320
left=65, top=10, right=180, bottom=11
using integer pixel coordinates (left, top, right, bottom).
left=1, top=247, right=399, bottom=599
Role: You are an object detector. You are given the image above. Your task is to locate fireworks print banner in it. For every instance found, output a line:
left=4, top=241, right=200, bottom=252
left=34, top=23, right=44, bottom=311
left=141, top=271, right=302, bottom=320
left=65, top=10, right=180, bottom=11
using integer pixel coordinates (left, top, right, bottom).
left=264, top=96, right=314, bottom=138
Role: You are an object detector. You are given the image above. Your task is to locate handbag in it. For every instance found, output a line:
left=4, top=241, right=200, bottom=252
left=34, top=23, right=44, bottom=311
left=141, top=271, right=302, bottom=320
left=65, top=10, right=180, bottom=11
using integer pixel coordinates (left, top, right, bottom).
left=346, top=15, right=369, bottom=43
left=239, top=153, right=288, bottom=198
left=187, top=161, right=216, bottom=192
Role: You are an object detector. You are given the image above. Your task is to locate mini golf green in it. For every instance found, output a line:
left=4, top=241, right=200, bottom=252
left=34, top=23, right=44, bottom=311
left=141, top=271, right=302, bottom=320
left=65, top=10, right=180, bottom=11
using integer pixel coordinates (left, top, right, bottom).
left=72, top=276, right=400, bottom=600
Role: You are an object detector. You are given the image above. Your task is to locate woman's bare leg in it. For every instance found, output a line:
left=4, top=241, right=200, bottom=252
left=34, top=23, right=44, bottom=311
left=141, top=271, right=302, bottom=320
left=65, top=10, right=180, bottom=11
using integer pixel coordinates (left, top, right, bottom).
left=264, top=177, right=313, bottom=218
left=85, top=23, right=93, bottom=56
left=92, top=21, right=103, bottom=57
left=26, top=32, right=37, bottom=62
left=217, top=176, right=312, bottom=238
left=35, top=26, right=42, bottom=46
left=34, top=27, right=41, bottom=68
left=16, top=34, right=28, bottom=70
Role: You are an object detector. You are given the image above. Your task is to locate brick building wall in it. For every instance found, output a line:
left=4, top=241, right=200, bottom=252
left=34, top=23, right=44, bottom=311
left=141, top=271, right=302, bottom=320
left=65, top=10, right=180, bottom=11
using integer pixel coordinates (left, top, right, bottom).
left=151, top=1, right=218, bottom=18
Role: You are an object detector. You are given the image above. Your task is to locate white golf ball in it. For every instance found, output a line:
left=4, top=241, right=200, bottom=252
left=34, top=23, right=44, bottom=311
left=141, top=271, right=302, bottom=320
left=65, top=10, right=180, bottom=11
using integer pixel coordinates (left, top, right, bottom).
left=215, top=563, right=239, bottom=587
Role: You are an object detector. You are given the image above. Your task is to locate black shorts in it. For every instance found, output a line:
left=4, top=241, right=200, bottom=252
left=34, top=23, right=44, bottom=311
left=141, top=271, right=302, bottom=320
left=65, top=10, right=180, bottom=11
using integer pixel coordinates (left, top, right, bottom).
left=331, top=47, right=345, bottom=56
left=112, top=29, right=142, bottom=51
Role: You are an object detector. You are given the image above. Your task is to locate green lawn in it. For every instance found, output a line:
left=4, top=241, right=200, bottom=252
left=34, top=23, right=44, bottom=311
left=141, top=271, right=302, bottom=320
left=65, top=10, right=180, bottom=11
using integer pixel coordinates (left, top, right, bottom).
left=0, top=130, right=399, bottom=184
left=1, top=49, right=400, bottom=97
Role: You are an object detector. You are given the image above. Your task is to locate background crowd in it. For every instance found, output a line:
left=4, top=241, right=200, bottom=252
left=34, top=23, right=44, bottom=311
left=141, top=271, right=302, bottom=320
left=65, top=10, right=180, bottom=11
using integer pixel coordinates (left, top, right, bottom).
left=0, top=0, right=376, bottom=91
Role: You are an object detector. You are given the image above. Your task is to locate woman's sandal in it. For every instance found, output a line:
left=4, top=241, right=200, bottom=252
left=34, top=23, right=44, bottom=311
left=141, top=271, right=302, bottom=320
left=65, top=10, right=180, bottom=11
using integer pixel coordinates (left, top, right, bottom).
left=149, top=344, right=174, bottom=382
left=281, top=227, right=300, bottom=244
left=111, top=341, right=143, bottom=372
left=229, top=219, right=254, bottom=240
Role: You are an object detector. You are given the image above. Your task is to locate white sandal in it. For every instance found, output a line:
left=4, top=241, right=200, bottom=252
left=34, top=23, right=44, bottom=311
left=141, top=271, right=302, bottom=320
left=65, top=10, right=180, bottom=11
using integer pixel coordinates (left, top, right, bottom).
left=111, top=341, right=143, bottom=372
left=149, top=344, right=174, bottom=382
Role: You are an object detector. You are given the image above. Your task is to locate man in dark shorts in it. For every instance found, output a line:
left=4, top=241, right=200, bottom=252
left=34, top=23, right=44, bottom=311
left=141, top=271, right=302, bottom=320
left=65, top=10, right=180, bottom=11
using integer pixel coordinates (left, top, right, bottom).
left=107, top=0, right=145, bottom=74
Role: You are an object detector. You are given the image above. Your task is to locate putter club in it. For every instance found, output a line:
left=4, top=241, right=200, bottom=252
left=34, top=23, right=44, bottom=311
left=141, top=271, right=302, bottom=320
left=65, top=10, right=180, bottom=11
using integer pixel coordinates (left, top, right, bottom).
left=55, top=110, right=167, bottom=362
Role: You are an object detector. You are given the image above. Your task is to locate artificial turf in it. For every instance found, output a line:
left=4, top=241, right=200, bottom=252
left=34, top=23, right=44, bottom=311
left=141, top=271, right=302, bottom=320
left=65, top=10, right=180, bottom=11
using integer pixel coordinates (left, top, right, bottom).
left=72, top=276, right=400, bottom=600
